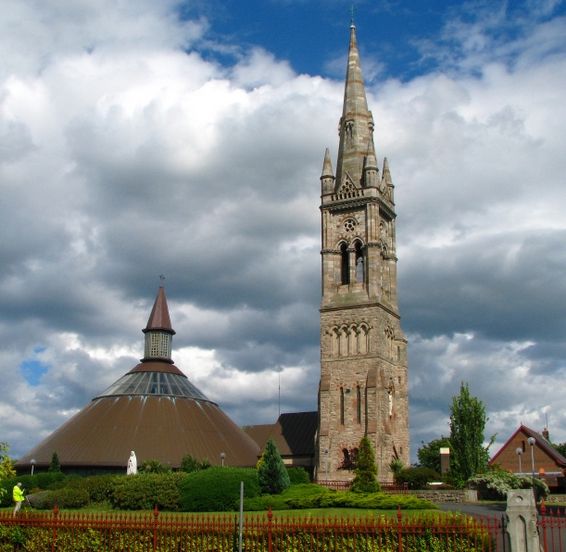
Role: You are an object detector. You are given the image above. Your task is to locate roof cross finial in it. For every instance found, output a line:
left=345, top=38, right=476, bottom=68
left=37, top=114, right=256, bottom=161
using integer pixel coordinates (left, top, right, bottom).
left=350, top=4, right=356, bottom=28
left=159, top=274, right=166, bottom=287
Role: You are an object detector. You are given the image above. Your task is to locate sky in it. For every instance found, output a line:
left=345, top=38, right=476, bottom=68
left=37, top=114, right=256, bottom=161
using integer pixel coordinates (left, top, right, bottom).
left=1, top=0, right=566, bottom=465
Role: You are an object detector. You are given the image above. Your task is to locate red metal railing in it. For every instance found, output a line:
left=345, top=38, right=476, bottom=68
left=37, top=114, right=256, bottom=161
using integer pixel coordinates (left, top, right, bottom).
left=539, top=500, right=566, bottom=552
left=0, top=506, right=504, bottom=551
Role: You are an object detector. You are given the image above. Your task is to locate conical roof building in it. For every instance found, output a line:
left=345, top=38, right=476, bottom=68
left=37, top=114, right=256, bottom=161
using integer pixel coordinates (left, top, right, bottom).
left=16, top=286, right=260, bottom=472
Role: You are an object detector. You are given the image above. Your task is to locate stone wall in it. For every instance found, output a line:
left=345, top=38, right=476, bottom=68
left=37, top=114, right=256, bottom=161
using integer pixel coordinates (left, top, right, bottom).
left=407, top=489, right=478, bottom=503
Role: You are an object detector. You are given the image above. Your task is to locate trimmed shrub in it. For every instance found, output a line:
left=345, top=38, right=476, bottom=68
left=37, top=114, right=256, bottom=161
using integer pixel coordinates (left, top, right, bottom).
left=111, top=473, right=183, bottom=510
left=0, top=473, right=66, bottom=506
left=29, top=488, right=90, bottom=509
left=257, top=439, right=290, bottom=494
left=396, top=467, right=440, bottom=490
left=179, top=467, right=260, bottom=512
left=67, top=474, right=121, bottom=503
left=287, top=467, right=310, bottom=485
left=351, top=436, right=380, bottom=493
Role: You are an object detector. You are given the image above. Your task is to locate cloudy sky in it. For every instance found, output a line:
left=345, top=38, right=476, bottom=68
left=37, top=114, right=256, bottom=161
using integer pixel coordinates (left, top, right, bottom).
left=1, top=0, right=565, bottom=463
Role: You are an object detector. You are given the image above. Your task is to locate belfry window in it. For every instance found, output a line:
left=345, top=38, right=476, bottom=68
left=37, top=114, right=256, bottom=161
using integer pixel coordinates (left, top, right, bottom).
left=340, top=242, right=349, bottom=285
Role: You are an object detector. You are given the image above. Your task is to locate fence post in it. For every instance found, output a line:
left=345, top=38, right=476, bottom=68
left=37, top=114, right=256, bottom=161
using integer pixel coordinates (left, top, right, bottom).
left=153, top=504, right=159, bottom=551
left=539, top=499, right=548, bottom=552
left=51, top=504, right=59, bottom=552
left=267, top=507, right=273, bottom=552
left=505, top=489, right=541, bottom=552
left=397, top=506, right=403, bottom=552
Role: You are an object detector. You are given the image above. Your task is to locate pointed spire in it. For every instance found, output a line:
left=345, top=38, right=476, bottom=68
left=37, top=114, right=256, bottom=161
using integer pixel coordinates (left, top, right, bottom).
left=320, top=147, right=336, bottom=195
left=142, top=283, right=175, bottom=363
left=144, top=285, right=175, bottom=335
left=335, top=23, right=375, bottom=189
left=381, top=157, right=394, bottom=203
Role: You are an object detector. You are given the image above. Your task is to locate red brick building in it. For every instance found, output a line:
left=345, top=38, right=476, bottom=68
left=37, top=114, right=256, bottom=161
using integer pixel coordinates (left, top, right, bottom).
left=489, top=425, right=566, bottom=490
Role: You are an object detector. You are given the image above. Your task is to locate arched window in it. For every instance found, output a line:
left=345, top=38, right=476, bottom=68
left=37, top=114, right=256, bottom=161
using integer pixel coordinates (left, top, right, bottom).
left=340, top=387, right=345, bottom=425
left=357, top=385, right=362, bottom=423
left=340, top=242, right=349, bottom=284
left=354, top=240, right=364, bottom=283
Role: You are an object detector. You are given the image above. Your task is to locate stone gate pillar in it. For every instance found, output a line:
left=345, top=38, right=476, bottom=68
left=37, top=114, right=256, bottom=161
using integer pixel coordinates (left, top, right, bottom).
left=505, top=490, right=541, bottom=552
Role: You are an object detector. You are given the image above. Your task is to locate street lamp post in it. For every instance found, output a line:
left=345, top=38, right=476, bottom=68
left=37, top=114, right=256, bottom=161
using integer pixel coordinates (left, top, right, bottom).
left=220, top=452, right=226, bottom=467
left=515, top=447, right=523, bottom=474
left=30, top=459, right=36, bottom=476
left=527, top=437, right=536, bottom=482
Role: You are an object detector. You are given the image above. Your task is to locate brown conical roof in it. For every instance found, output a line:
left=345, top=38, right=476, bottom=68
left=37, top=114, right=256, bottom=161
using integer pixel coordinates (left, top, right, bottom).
left=15, top=287, right=260, bottom=471
left=144, top=285, right=175, bottom=334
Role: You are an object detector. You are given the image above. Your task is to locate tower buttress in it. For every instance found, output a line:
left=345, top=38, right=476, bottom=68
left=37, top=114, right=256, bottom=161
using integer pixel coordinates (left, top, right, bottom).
left=316, top=23, right=409, bottom=484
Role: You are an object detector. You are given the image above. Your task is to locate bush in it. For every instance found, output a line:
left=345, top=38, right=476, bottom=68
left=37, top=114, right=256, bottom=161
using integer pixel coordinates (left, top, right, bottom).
left=467, top=470, right=549, bottom=500
left=287, top=467, right=310, bottom=485
left=138, top=459, right=171, bottom=474
left=396, top=467, right=440, bottom=490
left=67, top=474, right=121, bottom=503
left=111, top=473, right=183, bottom=510
left=257, top=439, right=290, bottom=494
left=29, top=488, right=90, bottom=509
left=351, top=436, right=380, bottom=493
left=0, top=473, right=66, bottom=506
left=179, top=467, right=260, bottom=512
left=180, top=455, right=211, bottom=473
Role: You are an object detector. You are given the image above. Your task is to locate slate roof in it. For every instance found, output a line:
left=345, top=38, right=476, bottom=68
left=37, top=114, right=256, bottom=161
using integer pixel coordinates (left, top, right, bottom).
left=244, top=411, right=318, bottom=458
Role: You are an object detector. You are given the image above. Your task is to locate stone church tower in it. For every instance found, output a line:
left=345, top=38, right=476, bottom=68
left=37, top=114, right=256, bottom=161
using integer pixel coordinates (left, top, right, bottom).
left=316, top=23, right=409, bottom=483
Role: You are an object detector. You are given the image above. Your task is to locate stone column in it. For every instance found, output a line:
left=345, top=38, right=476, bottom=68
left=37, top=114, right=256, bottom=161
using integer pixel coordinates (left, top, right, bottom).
left=505, top=490, right=541, bottom=552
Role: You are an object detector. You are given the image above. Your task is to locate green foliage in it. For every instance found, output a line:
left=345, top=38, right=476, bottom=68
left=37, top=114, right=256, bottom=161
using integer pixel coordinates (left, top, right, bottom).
left=0, top=472, right=66, bottom=507
left=396, top=467, right=440, bottom=490
left=30, top=487, right=90, bottom=509
left=180, top=454, right=211, bottom=473
left=0, top=442, right=15, bottom=481
left=287, top=467, right=310, bottom=485
left=111, top=472, right=183, bottom=510
left=244, top=483, right=435, bottom=511
left=351, top=435, right=380, bottom=493
left=468, top=469, right=549, bottom=500
left=552, top=441, right=566, bottom=457
left=67, top=474, right=121, bottom=502
left=49, top=452, right=61, bottom=473
left=179, top=467, right=260, bottom=511
left=257, top=439, right=290, bottom=494
left=449, top=383, right=493, bottom=486
left=389, top=458, right=405, bottom=482
left=417, top=436, right=451, bottom=472
left=138, top=459, right=171, bottom=473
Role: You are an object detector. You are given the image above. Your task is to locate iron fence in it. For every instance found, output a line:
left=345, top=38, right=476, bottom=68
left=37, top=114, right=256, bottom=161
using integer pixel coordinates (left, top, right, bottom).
left=539, top=501, right=566, bottom=552
left=0, top=506, right=504, bottom=551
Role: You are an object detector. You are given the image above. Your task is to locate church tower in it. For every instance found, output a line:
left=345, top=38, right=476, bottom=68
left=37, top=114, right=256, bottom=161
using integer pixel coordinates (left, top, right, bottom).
left=316, top=23, right=409, bottom=483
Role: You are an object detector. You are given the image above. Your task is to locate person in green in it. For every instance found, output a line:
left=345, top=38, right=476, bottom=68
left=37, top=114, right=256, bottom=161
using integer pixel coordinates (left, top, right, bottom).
left=12, top=482, right=24, bottom=516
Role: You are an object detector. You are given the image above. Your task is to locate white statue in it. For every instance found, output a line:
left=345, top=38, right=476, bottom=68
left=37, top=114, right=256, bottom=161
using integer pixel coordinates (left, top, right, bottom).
left=127, top=451, right=137, bottom=475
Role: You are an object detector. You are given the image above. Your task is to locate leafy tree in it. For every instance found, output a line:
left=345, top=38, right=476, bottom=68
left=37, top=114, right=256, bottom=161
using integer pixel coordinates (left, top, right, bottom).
left=351, top=436, right=380, bottom=493
left=417, top=436, right=451, bottom=473
left=0, top=442, right=16, bottom=502
left=49, top=451, right=61, bottom=473
left=449, top=383, right=494, bottom=486
left=257, top=439, right=290, bottom=494
left=180, top=454, right=211, bottom=473
left=552, top=442, right=566, bottom=457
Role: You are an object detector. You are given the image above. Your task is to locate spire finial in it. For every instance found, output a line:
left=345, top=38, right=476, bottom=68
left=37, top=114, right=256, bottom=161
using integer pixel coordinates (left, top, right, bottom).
left=350, top=4, right=356, bottom=28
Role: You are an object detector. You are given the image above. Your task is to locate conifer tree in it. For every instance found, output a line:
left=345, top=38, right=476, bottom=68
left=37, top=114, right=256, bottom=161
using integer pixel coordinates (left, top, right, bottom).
left=257, top=439, right=290, bottom=494
left=449, top=382, right=493, bottom=486
left=49, top=451, right=61, bottom=473
left=351, top=435, right=380, bottom=493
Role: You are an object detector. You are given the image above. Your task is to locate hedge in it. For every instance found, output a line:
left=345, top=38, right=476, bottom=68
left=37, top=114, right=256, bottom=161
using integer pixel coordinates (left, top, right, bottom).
left=110, top=472, right=184, bottom=510
left=179, top=467, right=260, bottom=512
